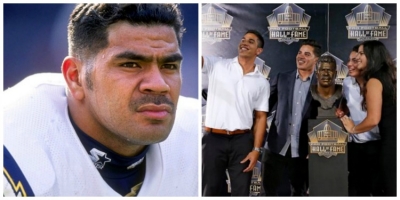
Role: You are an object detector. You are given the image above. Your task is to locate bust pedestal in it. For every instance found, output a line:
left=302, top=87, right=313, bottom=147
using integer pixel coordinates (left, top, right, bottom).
left=308, top=118, right=348, bottom=196
left=307, top=85, right=349, bottom=196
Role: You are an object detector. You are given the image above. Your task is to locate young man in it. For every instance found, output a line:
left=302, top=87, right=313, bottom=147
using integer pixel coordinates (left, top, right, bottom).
left=202, top=30, right=269, bottom=196
left=262, top=39, right=321, bottom=196
left=3, top=4, right=198, bottom=196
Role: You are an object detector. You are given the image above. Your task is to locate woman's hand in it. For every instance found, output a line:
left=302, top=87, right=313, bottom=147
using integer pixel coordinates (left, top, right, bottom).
left=340, top=115, right=356, bottom=133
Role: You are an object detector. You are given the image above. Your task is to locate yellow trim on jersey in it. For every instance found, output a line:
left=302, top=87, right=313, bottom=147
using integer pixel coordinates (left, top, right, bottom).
left=3, top=167, right=27, bottom=197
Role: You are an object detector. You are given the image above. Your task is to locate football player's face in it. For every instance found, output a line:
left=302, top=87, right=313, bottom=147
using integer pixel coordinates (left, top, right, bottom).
left=296, top=45, right=318, bottom=71
left=316, top=62, right=336, bottom=87
left=84, top=22, right=182, bottom=146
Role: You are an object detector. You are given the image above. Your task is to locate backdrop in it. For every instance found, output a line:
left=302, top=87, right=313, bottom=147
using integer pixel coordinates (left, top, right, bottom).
left=202, top=3, right=396, bottom=82
left=201, top=3, right=396, bottom=196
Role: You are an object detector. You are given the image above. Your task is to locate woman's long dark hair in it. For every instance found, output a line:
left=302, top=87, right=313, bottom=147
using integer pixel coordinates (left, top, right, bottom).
left=361, top=40, right=396, bottom=110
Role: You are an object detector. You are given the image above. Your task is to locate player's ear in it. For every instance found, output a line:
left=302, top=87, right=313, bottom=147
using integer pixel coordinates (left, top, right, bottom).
left=62, top=56, right=85, bottom=100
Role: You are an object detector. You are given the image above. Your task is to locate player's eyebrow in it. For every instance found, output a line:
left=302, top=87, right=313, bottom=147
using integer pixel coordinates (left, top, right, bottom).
left=114, top=51, right=152, bottom=62
left=114, top=51, right=183, bottom=63
left=159, top=53, right=183, bottom=63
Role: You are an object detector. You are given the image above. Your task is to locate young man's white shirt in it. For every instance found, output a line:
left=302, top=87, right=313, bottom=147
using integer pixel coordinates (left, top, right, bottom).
left=202, top=56, right=269, bottom=130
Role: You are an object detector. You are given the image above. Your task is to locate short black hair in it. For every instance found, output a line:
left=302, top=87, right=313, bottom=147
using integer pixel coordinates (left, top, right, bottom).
left=245, top=30, right=264, bottom=48
left=300, top=39, right=322, bottom=58
left=317, top=55, right=336, bottom=70
left=68, top=4, right=185, bottom=61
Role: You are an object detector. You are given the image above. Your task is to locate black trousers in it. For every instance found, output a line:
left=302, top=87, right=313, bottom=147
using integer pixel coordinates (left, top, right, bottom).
left=380, top=140, right=397, bottom=196
left=202, top=130, right=253, bottom=196
left=262, top=149, right=308, bottom=196
left=348, top=140, right=383, bottom=196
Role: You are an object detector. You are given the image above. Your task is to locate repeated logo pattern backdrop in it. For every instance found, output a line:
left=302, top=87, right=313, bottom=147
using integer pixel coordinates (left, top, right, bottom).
left=202, top=3, right=396, bottom=81
left=201, top=3, right=396, bottom=196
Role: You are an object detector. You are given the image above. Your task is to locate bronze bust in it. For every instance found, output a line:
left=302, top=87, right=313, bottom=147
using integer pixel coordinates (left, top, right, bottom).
left=311, top=55, right=342, bottom=118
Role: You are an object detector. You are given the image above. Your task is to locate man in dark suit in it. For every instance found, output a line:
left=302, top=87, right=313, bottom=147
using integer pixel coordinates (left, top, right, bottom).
left=262, top=39, right=321, bottom=196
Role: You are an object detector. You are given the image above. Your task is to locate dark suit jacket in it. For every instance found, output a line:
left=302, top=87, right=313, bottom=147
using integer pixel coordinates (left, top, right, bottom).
left=266, top=70, right=317, bottom=158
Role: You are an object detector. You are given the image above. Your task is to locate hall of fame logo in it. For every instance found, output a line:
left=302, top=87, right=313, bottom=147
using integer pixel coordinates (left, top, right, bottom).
left=320, top=52, right=348, bottom=85
left=267, top=4, right=311, bottom=45
left=346, top=4, right=391, bottom=41
left=250, top=161, right=263, bottom=196
left=202, top=4, right=233, bottom=44
left=308, top=120, right=348, bottom=158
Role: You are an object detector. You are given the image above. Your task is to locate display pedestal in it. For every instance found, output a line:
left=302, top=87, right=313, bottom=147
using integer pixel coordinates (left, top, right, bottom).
left=308, top=118, right=348, bottom=196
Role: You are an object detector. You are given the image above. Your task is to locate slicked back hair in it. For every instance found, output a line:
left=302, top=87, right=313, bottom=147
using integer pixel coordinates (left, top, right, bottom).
left=300, top=39, right=322, bottom=58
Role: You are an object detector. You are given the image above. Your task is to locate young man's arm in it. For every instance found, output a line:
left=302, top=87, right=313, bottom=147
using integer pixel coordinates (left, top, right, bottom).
left=241, top=111, right=267, bottom=172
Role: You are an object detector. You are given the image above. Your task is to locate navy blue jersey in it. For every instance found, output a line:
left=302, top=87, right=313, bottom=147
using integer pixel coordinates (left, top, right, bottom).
left=70, top=111, right=148, bottom=196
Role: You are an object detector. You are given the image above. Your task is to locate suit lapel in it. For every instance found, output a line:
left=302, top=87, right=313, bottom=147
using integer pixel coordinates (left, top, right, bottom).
left=302, top=73, right=317, bottom=117
left=287, top=70, right=297, bottom=114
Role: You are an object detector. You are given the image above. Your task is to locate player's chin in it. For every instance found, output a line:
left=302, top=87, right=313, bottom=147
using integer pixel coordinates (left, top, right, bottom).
left=139, top=123, right=174, bottom=143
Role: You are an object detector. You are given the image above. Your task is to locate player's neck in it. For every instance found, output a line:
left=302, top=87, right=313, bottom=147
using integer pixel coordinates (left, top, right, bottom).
left=317, top=84, right=336, bottom=99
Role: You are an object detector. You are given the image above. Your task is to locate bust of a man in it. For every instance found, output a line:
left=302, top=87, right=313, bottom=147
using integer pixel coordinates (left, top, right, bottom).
left=310, top=55, right=342, bottom=118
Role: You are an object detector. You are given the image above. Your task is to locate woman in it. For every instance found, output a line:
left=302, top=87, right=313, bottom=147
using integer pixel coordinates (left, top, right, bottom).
left=341, top=40, right=396, bottom=196
left=336, top=44, right=382, bottom=196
